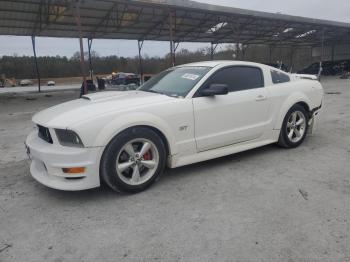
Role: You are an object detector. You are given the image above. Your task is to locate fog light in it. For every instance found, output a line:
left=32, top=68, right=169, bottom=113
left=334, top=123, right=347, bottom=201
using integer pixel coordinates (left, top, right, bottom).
left=62, top=167, right=86, bottom=174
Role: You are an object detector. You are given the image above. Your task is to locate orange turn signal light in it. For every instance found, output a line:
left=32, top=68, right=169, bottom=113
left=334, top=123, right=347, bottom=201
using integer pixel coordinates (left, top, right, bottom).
left=62, top=167, right=86, bottom=174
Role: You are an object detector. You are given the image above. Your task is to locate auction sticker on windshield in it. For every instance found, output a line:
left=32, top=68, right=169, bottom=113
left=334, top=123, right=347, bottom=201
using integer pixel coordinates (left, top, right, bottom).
left=182, top=73, right=200, bottom=81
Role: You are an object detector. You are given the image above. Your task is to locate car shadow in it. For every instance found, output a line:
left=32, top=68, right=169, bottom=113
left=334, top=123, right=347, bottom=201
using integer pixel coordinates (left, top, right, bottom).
left=160, top=143, right=280, bottom=182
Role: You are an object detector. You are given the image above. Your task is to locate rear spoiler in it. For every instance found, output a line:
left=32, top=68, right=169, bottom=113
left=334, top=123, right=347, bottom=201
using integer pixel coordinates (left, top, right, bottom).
left=292, top=74, right=318, bottom=81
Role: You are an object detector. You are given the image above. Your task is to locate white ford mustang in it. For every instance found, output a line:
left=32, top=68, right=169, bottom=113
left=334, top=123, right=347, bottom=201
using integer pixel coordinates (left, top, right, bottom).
left=25, top=61, right=323, bottom=193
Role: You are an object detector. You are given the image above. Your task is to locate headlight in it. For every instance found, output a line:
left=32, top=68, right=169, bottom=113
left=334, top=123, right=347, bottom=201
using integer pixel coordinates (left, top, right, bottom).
left=55, top=129, right=84, bottom=147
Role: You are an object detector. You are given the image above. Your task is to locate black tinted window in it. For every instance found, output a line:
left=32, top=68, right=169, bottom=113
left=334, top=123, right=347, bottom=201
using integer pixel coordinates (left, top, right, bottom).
left=206, top=66, right=264, bottom=92
left=271, top=70, right=290, bottom=84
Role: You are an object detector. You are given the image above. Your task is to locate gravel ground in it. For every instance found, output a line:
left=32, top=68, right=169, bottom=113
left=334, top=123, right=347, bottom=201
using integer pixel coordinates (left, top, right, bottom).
left=0, top=78, right=349, bottom=262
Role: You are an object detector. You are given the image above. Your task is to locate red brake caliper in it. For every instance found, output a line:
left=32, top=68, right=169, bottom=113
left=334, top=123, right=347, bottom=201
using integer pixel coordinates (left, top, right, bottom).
left=143, top=150, right=152, bottom=161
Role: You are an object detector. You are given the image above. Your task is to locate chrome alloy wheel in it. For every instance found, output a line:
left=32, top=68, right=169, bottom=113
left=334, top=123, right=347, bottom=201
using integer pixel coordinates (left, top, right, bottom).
left=286, top=111, right=307, bottom=143
left=116, top=139, right=159, bottom=186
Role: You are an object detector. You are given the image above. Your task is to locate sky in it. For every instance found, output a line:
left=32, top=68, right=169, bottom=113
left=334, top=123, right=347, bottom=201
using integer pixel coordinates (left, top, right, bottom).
left=0, top=0, right=349, bottom=58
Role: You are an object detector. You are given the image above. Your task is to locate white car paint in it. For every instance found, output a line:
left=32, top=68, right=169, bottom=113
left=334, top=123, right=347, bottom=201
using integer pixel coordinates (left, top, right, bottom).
left=20, top=79, right=33, bottom=86
left=47, top=80, right=56, bottom=86
left=25, top=61, right=323, bottom=190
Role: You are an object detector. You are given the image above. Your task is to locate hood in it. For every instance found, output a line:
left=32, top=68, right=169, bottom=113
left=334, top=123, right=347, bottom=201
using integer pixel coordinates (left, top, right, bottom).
left=32, top=91, right=174, bottom=128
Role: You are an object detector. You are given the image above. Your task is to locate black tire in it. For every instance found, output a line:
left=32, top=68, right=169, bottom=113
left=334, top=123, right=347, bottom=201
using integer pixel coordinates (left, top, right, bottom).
left=278, top=104, right=309, bottom=148
left=100, top=127, right=166, bottom=193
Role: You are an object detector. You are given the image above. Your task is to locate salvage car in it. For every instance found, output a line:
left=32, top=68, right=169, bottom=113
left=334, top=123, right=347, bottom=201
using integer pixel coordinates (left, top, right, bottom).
left=20, top=79, right=33, bottom=86
left=25, top=61, right=323, bottom=193
left=47, top=80, right=56, bottom=86
left=297, top=60, right=350, bottom=76
left=111, top=72, right=140, bottom=86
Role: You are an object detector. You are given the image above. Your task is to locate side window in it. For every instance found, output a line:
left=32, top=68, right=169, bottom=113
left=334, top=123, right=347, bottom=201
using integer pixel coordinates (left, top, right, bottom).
left=271, top=70, right=290, bottom=84
left=206, top=66, right=264, bottom=92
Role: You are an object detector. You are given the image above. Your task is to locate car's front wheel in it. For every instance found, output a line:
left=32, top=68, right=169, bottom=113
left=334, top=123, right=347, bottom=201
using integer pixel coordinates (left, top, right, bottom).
left=100, top=127, right=166, bottom=193
left=278, top=104, right=309, bottom=148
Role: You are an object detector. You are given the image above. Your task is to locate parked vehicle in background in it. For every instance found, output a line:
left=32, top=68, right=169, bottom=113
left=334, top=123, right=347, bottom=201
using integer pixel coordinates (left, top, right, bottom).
left=337, top=60, right=350, bottom=77
left=340, top=72, right=350, bottom=79
left=96, top=77, right=106, bottom=90
left=47, top=81, right=55, bottom=86
left=81, top=79, right=96, bottom=91
left=19, top=79, right=33, bottom=86
left=298, top=61, right=334, bottom=76
left=111, top=72, right=140, bottom=86
left=298, top=60, right=350, bottom=76
left=25, top=61, right=323, bottom=193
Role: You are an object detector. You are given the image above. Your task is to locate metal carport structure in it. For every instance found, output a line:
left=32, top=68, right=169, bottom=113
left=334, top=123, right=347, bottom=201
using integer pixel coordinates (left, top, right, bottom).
left=1, top=0, right=350, bottom=94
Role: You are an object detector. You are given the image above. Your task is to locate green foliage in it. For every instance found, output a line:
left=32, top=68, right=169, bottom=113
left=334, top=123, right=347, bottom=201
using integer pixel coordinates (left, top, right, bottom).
left=0, top=48, right=220, bottom=79
left=0, top=45, right=311, bottom=79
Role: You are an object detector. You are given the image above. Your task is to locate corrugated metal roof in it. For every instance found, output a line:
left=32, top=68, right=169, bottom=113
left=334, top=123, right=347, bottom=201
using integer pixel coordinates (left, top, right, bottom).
left=1, top=0, right=350, bottom=46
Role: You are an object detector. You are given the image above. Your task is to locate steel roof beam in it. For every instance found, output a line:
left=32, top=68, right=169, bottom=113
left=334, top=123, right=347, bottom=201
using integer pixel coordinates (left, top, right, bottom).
left=1, top=0, right=350, bottom=47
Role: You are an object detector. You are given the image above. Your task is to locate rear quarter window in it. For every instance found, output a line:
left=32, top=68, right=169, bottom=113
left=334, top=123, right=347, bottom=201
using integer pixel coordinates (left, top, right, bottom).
left=271, top=70, right=290, bottom=84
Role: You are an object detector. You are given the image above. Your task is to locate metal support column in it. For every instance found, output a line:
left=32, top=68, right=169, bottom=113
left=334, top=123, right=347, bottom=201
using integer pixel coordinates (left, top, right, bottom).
left=73, top=1, right=87, bottom=96
left=210, top=42, right=219, bottom=60
left=87, top=38, right=93, bottom=80
left=318, top=29, right=325, bottom=80
left=310, top=46, right=314, bottom=63
left=331, top=44, right=335, bottom=61
left=169, top=11, right=175, bottom=67
left=289, top=46, right=295, bottom=73
left=242, top=44, right=247, bottom=60
left=31, top=36, right=41, bottom=92
left=279, top=39, right=283, bottom=69
left=269, top=45, right=273, bottom=63
left=138, top=40, right=144, bottom=84
left=173, top=42, right=180, bottom=65
left=235, top=43, right=240, bottom=60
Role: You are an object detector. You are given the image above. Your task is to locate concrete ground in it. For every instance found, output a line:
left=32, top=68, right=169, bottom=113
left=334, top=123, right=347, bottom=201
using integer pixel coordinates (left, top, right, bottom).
left=0, top=77, right=349, bottom=262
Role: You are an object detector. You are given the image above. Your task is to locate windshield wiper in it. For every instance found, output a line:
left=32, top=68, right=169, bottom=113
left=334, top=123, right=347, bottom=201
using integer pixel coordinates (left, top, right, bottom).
left=145, top=89, right=163, bottom=94
left=141, top=89, right=180, bottom=98
left=143, top=89, right=169, bottom=96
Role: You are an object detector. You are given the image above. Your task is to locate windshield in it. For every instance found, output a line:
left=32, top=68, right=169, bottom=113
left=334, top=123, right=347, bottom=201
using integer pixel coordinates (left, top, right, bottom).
left=138, top=66, right=211, bottom=97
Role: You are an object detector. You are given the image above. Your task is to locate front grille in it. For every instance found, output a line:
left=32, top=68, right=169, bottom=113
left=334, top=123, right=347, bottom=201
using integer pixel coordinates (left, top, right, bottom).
left=37, top=125, right=53, bottom=144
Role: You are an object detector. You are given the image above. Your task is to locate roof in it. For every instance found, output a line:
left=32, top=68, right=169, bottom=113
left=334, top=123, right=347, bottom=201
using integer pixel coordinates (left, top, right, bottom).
left=179, top=61, right=225, bottom=67
left=181, top=60, right=281, bottom=69
left=1, top=0, right=350, bottom=46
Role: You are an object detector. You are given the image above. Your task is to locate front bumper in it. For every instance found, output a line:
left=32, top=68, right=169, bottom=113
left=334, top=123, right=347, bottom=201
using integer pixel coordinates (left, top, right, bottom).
left=25, top=131, right=103, bottom=191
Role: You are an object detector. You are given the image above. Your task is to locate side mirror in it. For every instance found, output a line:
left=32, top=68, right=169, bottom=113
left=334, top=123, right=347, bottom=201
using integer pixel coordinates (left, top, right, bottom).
left=201, top=84, right=229, bottom=96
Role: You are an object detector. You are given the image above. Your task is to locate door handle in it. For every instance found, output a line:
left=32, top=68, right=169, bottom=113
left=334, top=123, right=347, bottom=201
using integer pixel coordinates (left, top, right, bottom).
left=255, top=95, right=267, bottom=101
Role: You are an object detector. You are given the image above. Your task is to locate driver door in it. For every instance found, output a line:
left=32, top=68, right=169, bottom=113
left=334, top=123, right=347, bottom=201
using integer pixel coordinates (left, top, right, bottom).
left=192, top=66, right=271, bottom=152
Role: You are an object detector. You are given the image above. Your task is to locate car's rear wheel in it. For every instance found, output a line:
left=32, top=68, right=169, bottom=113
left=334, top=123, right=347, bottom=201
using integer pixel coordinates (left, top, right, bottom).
left=278, top=104, right=309, bottom=148
left=100, top=127, right=166, bottom=193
